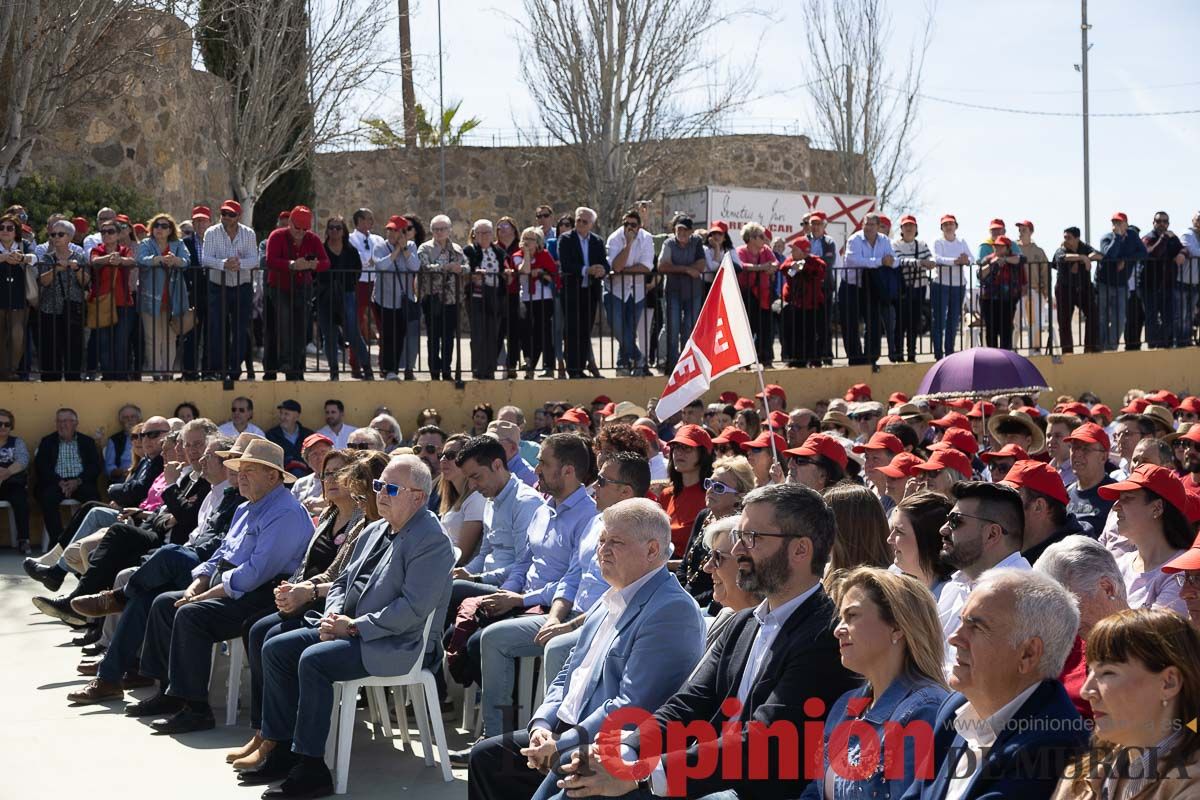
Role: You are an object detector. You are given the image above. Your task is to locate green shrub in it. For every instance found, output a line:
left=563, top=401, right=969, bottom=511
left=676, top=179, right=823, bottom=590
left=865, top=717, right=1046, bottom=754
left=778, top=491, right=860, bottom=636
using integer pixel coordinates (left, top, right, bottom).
left=6, top=172, right=155, bottom=235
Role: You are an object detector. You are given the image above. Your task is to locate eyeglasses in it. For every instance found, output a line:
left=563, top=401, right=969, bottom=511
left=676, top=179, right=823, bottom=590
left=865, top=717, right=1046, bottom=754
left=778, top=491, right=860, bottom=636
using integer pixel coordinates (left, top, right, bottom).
left=100, top=228, right=117, bottom=235
left=152, top=221, right=172, bottom=229
left=347, top=442, right=372, bottom=450
left=416, top=444, right=439, bottom=455
left=373, top=479, right=414, bottom=496
left=730, top=528, right=800, bottom=550
left=1174, top=573, right=1200, bottom=589
left=49, top=231, right=68, bottom=238
left=703, top=478, right=739, bottom=495
left=595, top=474, right=634, bottom=488
left=702, top=548, right=732, bottom=569
left=945, top=511, right=1000, bottom=530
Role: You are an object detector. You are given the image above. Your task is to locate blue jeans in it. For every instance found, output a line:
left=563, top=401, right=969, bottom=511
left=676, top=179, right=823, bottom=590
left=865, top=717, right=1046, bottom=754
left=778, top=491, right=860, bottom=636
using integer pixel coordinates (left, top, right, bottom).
left=605, top=292, right=646, bottom=368
left=248, top=611, right=308, bottom=729
left=1142, top=288, right=1173, bottom=348
left=206, top=282, right=253, bottom=378
left=1174, top=284, right=1199, bottom=347
left=261, top=627, right=368, bottom=757
left=96, top=544, right=199, bottom=684
left=91, top=307, right=135, bottom=379
left=929, top=283, right=965, bottom=359
left=665, top=286, right=702, bottom=369
left=1096, top=282, right=1128, bottom=352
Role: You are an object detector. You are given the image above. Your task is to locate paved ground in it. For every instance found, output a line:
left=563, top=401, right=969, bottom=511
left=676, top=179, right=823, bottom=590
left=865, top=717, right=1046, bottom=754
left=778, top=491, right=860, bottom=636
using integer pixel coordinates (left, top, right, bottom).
left=0, top=553, right=470, bottom=799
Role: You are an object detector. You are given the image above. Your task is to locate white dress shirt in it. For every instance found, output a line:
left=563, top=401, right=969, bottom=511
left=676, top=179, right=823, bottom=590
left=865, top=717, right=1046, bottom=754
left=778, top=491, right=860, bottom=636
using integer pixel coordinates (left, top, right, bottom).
left=605, top=228, right=654, bottom=303
left=556, top=566, right=662, bottom=726
left=317, top=423, right=359, bottom=450
left=202, top=222, right=259, bottom=286
left=185, top=479, right=231, bottom=547
left=938, top=550, right=1031, bottom=679
left=349, top=229, right=383, bottom=283
left=218, top=421, right=265, bottom=438
left=735, top=583, right=820, bottom=705
left=944, top=682, right=1042, bottom=800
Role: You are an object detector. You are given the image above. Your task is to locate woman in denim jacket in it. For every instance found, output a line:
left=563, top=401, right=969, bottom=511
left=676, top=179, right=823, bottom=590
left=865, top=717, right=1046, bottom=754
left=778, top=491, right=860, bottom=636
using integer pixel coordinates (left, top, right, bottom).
left=802, top=567, right=950, bottom=800
left=135, top=213, right=191, bottom=378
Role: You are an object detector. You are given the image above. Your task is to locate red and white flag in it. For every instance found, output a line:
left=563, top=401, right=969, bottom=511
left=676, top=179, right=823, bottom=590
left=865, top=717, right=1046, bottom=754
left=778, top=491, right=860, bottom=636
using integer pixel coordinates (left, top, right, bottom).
left=654, top=258, right=757, bottom=421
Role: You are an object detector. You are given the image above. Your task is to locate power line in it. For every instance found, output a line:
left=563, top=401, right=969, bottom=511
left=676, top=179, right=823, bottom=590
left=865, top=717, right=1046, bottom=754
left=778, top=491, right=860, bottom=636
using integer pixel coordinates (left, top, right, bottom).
left=885, top=87, right=1200, bottom=118
left=916, top=79, right=1200, bottom=96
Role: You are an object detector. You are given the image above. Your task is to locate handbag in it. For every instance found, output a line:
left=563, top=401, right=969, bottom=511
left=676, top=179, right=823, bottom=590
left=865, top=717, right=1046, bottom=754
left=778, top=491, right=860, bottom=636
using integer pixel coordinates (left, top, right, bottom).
left=23, top=263, right=39, bottom=305
left=169, top=308, right=196, bottom=336
left=85, top=294, right=117, bottom=329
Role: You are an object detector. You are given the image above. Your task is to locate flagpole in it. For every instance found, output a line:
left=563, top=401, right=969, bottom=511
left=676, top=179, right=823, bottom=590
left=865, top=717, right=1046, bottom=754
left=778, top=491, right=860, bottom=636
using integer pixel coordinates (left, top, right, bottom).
left=753, top=364, right=780, bottom=464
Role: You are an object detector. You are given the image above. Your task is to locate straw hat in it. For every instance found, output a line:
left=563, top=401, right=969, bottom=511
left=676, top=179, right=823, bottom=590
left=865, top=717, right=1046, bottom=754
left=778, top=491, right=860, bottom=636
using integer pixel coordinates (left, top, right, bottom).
left=224, top=439, right=297, bottom=484
left=821, top=410, right=858, bottom=434
left=987, top=410, right=1046, bottom=455
left=1141, top=404, right=1175, bottom=436
left=216, top=431, right=265, bottom=459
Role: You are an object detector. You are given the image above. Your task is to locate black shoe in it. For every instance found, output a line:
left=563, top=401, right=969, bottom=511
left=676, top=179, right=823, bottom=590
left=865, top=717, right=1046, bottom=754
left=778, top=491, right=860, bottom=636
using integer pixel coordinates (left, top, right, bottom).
left=263, top=372, right=277, bottom=381
left=81, top=642, right=108, bottom=657
left=150, top=705, right=216, bottom=734
left=239, top=743, right=299, bottom=785
left=125, top=691, right=182, bottom=717
left=72, top=623, right=103, bottom=647
left=23, top=559, right=65, bottom=592
left=403, top=370, right=415, bottom=381
left=31, top=595, right=86, bottom=626
left=448, top=736, right=485, bottom=767
left=262, top=759, right=333, bottom=799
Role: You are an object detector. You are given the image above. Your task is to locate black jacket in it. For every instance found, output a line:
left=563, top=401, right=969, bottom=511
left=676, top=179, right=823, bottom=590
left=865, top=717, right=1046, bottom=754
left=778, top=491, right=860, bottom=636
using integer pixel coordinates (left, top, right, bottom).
left=107, top=454, right=164, bottom=507
left=634, top=586, right=860, bottom=799
left=34, top=432, right=102, bottom=491
left=266, top=425, right=315, bottom=477
left=555, top=229, right=609, bottom=282
left=151, top=471, right=212, bottom=544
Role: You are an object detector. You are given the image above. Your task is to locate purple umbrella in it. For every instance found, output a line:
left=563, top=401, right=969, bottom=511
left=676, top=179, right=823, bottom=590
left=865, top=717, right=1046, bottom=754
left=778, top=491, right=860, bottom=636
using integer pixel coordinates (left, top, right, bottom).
left=913, top=348, right=1051, bottom=401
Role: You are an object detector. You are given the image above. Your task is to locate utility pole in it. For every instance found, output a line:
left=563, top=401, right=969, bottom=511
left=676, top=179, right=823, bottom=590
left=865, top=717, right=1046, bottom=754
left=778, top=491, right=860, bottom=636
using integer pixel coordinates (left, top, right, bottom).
left=398, top=0, right=417, bottom=147
left=1080, top=0, right=1091, bottom=242
left=437, top=0, right=446, bottom=209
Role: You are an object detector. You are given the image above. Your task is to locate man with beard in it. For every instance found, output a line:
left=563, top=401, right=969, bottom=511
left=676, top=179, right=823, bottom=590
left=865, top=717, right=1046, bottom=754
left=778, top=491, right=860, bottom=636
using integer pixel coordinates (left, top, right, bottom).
left=1178, top=426, right=1200, bottom=502
left=933, top=481, right=1029, bottom=679
left=554, top=483, right=859, bottom=800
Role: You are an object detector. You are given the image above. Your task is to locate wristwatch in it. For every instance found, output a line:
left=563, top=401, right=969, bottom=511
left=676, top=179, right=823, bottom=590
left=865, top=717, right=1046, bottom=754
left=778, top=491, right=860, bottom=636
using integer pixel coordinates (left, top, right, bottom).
left=347, top=621, right=360, bottom=638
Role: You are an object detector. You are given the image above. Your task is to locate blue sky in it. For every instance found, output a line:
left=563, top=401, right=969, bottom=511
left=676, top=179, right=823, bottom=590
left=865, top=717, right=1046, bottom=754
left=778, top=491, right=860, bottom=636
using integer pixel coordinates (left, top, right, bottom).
left=367, top=0, right=1200, bottom=245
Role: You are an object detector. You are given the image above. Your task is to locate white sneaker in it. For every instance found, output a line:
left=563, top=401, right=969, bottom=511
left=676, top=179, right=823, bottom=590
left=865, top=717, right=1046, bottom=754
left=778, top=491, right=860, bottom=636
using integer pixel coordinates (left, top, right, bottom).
left=385, top=372, right=399, bottom=381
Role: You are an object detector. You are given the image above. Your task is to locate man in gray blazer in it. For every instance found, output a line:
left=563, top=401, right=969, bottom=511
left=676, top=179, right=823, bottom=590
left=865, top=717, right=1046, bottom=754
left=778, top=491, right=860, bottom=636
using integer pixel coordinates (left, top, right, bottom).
left=242, top=454, right=454, bottom=798
left=467, top=498, right=706, bottom=800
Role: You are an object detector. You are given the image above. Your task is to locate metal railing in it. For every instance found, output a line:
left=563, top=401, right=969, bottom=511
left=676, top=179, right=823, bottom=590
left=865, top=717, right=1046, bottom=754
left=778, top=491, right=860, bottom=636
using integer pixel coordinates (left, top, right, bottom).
left=12, top=257, right=1200, bottom=383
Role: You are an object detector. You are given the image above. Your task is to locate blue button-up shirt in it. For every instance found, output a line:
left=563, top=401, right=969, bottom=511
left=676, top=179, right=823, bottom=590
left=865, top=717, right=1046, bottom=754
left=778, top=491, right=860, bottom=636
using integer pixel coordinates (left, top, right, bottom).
left=466, top=475, right=548, bottom=586
left=192, top=483, right=314, bottom=599
left=507, top=484, right=598, bottom=606
left=558, top=514, right=609, bottom=613
left=843, top=232, right=896, bottom=286
left=508, top=452, right=538, bottom=488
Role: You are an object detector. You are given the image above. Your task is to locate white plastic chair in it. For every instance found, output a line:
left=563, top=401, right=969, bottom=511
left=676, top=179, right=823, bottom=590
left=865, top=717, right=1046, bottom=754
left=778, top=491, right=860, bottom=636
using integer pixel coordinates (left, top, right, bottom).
left=210, top=638, right=245, bottom=726
left=515, top=656, right=544, bottom=729
left=0, top=501, right=17, bottom=548
left=43, top=498, right=81, bottom=553
left=327, top=610, right=453, bottom=792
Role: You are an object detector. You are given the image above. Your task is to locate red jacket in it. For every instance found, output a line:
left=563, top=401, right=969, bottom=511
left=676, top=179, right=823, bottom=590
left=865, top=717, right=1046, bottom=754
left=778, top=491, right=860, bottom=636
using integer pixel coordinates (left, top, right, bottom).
left=265, top=228, right=330, bottom=291
left=509, top=247, right=560, bottom=294
left=781, top=255, right=827, bottom=310
left=88, top=244, right=134, bottom=306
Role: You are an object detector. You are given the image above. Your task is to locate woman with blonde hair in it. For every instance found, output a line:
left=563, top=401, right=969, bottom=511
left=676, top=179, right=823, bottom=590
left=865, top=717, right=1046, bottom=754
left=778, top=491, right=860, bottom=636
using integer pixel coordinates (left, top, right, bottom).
left=513, top=226, right=559, bottom=378
left=1051, top=608, right=1200, bottom=798
left=676, top=454, right=755, bottom=606
left=699, top=516, right=764, bottom=646
left=135, top=213, right=190, bottom=378
left=823, top=481, right=894, bottom=594
left=802, top=567, right=950, bottom=800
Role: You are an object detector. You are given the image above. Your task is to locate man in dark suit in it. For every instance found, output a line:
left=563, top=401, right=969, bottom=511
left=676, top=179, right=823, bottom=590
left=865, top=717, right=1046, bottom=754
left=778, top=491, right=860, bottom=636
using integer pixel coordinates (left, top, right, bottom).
left=556, top=207, right=609, bottom=379
left=557, top=483, right=859, bottom=800
left=240, top=454, right=454, bottom=798
left=900, top=568, right=1089, bottom=800
left=180, top=207, right=211, bottom=379
left=33, top=407, right=102, bottom=548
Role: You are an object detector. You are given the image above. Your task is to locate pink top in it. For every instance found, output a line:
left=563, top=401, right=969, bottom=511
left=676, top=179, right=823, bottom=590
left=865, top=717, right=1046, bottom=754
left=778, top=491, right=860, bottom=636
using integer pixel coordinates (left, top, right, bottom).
left=1117, top=549, right=1187, bottom=616
left=139, top=473, right=169, bottom=512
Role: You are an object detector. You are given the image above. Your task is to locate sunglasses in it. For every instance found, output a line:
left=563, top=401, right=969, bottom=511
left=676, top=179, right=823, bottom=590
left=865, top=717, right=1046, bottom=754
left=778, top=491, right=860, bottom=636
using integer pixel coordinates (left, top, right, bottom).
left=703, top=547, right=731, bottom=569
left=347, top=442, right=373, bottom=450
left=100, top=228, right=117, bottom=235
left=153, top=221, right=172, bottom=229
left=220, top=211, right=238, bottom=218
left=0, top=420, right=11, bottom=428
left=373, top=479, right=414, bottom=496
left=945, top=510, right=999, bottom=530
left=595, top=474, right=633, bottom=488
left=50, top=231, right=68, bottom=238
left=416, top=444, right=439, bottom=455
left=0, top=224, right=16, bottom=232
left=536, top=213, right=551, bottom=219
left=327, top=224, right=344, bottom=231
left=439, top=449, right=460, bottom=462
left=703, top=478, right=739, bottom=495
left=132, top=430, right=166, bottom=440
left=1182, top=439, right=1200, bottom=452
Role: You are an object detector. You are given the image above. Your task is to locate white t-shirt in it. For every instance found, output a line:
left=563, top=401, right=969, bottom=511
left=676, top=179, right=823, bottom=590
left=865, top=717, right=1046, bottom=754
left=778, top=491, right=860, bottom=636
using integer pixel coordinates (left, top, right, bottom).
left=932, top=238, right=974, bottom=287
left=317, top=423, right=359, bottom=450
left=441, top=490, right=486, bottom=547
left=218, top=421, right=265, bottom=438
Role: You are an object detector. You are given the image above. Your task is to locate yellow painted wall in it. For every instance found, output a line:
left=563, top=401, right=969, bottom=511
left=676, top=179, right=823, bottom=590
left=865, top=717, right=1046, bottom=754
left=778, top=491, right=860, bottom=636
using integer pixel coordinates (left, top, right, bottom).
left=2, top=349, right=1197, bottom=448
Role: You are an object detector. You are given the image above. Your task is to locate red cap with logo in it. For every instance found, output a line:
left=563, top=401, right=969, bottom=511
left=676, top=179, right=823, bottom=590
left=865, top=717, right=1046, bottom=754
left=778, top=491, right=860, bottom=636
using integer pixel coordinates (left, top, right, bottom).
left=1111, top=212, right=1129, bottom=223
left=844, top=383, right=872, bottom=402
left=784, top=433, right=848, bottom=469
left=1054, top=401, right=1092, bottom=419
left=768, top=410, right=790, bottom=431
left=1178, top=397, right=1200, bottom=415
left=940, top=214, right=958, bottom=226
left=980, top=443, right=1030, bottom=464
left=709, top=220, right=729, bottom=234
left=853, top=432, right=904, bottom=455
left=988, top=218, right=1006, bottom=230
left=1120, top=398, right=1150, bottom=414
left=191, top=205, right=212, bottom=220
left=994, top=235, right=1013, bottom=248
left=712, top=426, right=751, bottom=447
left=734, top=397, right=756, bottom=411
left=290, top=205, right=314, bottom=231
left=1064, top=422, right=1111, bottom=452
left=670, top=424, right=714, bottom=453
left=930, top=411, right=971, bottom=431
left=1098, top=464, right=1189, bottom=517
left=931, top=427, right=980, bottom=455
left=741, top=431, right=787, bottom=455
left=302, top=432, right=334, bottom=450
left=1002, top=460, right=1069, bottom=505
left=888, top=392, right=909, bottom=406
left=787, top=233, right=811, bottom=251
left=1016, top=220, right=1035, bottom=231
left=1148, top=390, right=1180, bottom=410
left=756, top=383, right=787, bottom=403
left=967, top=400, right=997, bottom=419
left=877, top=452, right=924, bottom=479
left=913, top=448, right=973, bottom=479
left=385, top=214, right=408, bottom=231
left=899, top=215, right=918, bottom=227
left=556, top=408, right=591, bottom=426
left=220, top=200, right=242, bottom=217
left=808, top=211, right=828, bottom=222
left=1091, top=403, right=1114, bottom=421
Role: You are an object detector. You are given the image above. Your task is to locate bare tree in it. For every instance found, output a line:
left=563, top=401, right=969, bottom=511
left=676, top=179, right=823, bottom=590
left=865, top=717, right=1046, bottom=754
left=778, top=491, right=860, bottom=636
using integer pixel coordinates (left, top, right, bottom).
left=0, top=1, right=179, bottom=197
left=799, top=0, right=934, bottom=211
left=513, top=0, right=755, bottom=227
left=200, top=0, right=391, bottom=222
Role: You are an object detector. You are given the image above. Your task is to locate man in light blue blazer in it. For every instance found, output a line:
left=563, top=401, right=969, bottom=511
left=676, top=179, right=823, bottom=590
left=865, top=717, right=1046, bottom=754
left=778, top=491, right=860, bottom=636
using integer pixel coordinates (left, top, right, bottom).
left=467, top=498, right=706, bottom=800
left=244, top=454, right=454, bottom=798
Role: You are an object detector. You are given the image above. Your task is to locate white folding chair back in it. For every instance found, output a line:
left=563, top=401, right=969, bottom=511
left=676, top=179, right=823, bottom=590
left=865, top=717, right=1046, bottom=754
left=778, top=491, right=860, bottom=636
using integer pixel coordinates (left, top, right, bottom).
left=209, top=638, right=245, bottom=726
left=0, top=501, right=17, bottom=548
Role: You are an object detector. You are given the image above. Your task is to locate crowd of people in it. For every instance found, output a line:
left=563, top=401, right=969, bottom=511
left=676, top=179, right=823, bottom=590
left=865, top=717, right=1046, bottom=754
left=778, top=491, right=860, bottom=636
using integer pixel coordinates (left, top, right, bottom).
left=1, top=202, right=1197, bottom=383
left=10, top=377, right=1200, bottom=798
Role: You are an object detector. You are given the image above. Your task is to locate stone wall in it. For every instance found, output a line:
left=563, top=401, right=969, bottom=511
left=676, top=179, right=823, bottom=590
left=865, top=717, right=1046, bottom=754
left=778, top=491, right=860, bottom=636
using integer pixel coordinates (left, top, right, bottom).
left=312, top=133, right=853, bottom=237
left=31, top=13, right=233, bottom=217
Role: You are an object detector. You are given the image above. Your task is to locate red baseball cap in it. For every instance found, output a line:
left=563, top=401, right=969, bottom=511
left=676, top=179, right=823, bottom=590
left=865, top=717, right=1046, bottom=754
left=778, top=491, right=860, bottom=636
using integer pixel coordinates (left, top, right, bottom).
left=72, top=216, right=89, bottom=235
left=385, top=214, right=408, bottom=231
left=709, top=220, right=729, bottom=234
left=556, top=408, right=591, bottom=426
left=808, top=211, right=828, bottom=222
left=967, top=400, right=997, bottom=419
left=930, top=411, right=971, bottom=431
left=876, top=414, right=902, bottom=432
left=845, top=383, right=872, bottom=402
left=1016, top=220, right=1034, bottom=231
left=763, top=228, right=773, bottom=241
left=1091, top=403, right=1114, bottom=421
left=1111, top=211, right=1129, bottom=223
left=132, top=223, right=146, bottom=237
left=290, top=205, right=314, bottom=231
left=220, top=200, right=242, bottom=217
left=740, top=431, right=787, bottom=455
left=1178, top=397, right=1200, bottom=415
left=1054, top=401, right=1092, bottom=419
left=994, top=235, right=1013, bottom=248
left=670, top=424, right=714, bottom=453
left=592, top=395, right=612, bottom=405
left=940, top=214, right=958, bottom=226
left=1121, top=398, right=1150, bottom=414
left=718, top=391, right=739, bottom=404
left=852, top=432, right=904, bottom=455
left=598, top=402, right=616, bottom=418
left=784, top=433, right=848, bottom=469
left=768, top=410, right=790, bottom=431
left=1177, top=426, right=1200, bottom=446
left=1162, top=532, right=1200, bottom=573
left=888, top=392, right=910, bottom=406
left=191, top=205, right=212, bottom=220
left=876, top=216, right=891, bottom=229
left=633, top=424, right=660, bottom=450
left=787, top=233, right=811, bottom=251
left=877, top=452, right=924, bottom=479
left=734, top=397, right=756, bottom=411
left=302, top=432, right=334, bottom=450
left=1064, top=422, right=1111, bottom=452
left=1099, top=464, right=1189, bottom=517
left=115, top=214, right=131, bottom=225
left=278, top=210, right=291, bottom=220
left=988, top=218, right=1006, bottom=230
left=980, top=443, right=1030, bottom=464
left=913, top=448, right=972, bottom=479
left=712, top=426, right=751, bottom=447
left=942, top=397, right=974, bottom=411
left=1002, top=460, right=1069, bottom=505
left=931, top=427, right=980, bottom=455
left=1148, top=390, right=1180, bottom=410
left=756, top=384, right=787, bottom=403
left=899, top=214, right=918, bottom=227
